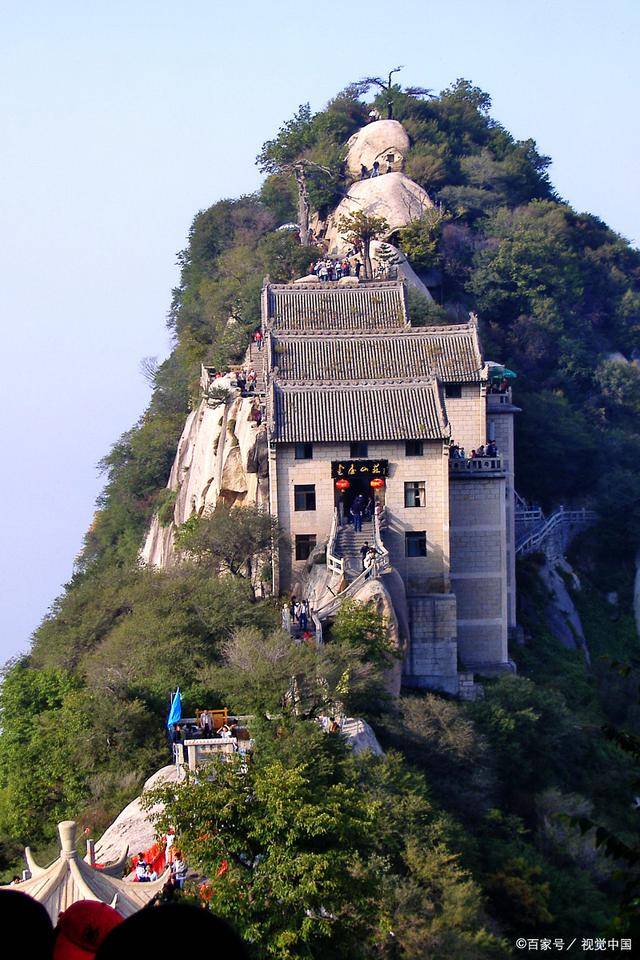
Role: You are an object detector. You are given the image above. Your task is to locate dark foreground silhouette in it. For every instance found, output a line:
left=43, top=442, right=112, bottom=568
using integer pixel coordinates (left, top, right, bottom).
left=95, top=903, right=249, bottom=960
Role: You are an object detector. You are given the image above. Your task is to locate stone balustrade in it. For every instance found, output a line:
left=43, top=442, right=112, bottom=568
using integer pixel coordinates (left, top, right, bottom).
left=449, top=456, right=504, bottom=477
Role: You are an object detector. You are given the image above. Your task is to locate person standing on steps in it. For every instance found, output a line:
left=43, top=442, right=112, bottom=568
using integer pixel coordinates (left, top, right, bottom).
left=360, top=541, right=370, bottom=571
left=351, top=494, right=366, bottom=533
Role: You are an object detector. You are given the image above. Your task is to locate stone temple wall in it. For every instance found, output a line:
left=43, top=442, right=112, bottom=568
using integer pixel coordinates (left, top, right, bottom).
left=403, top=593, right=459, bottom=694
left=449, top=475, right=510, bottom=672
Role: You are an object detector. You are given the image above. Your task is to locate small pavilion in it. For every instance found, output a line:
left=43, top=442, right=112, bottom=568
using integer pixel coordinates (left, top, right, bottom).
left=0, top=820, right=168, bottom=920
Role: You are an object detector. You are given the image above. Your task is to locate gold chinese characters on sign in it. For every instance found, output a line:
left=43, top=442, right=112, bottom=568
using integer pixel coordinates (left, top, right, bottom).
left=331, top=459, right=389, bottom=479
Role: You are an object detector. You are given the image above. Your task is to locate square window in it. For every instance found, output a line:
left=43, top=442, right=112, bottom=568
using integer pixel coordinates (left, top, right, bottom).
left=295, top=534, right=317, bottom=561
left=404, top=481, right=426, bottom=508
left=405, top=440, right=424, bottom=457
left=350, top=442, right=368, bottom=458
left=445, top=384, right=462, bottom=399
left=295, top=442, right=313, bottom=460
left=294, top=484, right=316, bottom=511
left=405, top=531, right=427, bottom=557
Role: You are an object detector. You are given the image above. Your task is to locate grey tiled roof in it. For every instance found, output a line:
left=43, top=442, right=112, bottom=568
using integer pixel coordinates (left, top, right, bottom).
left=265, top=281, right=407, bottom=331
left=271, top=324, right=483, bottom=384
left=270, top=381, right=449, bottom=443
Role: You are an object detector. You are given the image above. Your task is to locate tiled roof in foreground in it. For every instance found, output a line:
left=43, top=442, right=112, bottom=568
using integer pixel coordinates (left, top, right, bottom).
left=265, top=280, right=408, bottom=331
left=271, top=324, right=483, bottom=383
left=270, top=380, right=449, bottom=443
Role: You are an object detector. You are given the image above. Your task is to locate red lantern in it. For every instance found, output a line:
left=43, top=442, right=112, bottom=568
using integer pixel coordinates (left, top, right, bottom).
left=370, top=478, right=385, bottom=489
left=335, top=478, right=350, bottom=491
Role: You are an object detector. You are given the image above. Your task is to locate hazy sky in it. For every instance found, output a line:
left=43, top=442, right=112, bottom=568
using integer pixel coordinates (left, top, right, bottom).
left=1, top=0, right=638, bottom=664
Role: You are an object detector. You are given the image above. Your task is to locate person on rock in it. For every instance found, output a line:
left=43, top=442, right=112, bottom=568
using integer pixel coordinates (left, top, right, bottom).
left=360, top=163, right=368, bottom=179
left=370, top=160, right=380, bottom=178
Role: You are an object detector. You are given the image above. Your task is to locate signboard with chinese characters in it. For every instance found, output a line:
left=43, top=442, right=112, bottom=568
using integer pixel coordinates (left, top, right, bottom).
left=331, top=459, right=389, bottom=479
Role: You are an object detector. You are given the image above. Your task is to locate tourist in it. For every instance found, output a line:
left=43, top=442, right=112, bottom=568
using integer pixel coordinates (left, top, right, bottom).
left=450, top=443, right=460, bottom=459
left=289, top=596, right=297, bottom=620
left=360, top=541, right=370, bottom=570
left=299, top=601, right=309, bottom=632
left=236, top=370, right=246, bottom=393
left=93, top=903, right=249, bottom=960
left=135, top=855, right=149, bottom=882
left=354, top=260, right=362, bottom=278
left=165, top=828, right=176, bottom=864
left=319, top=261, right=329, bottom=281
left=364, top=546, right=379, bottom=578
left=470, top=450, right=477, bottom=459
left=55, top=901, right=123, bottom=960
left=486, top=439, right=497, bottom=457
left=350, top=494, right=366, bottom=533
left=370, top=160, right=380, bottom=178
left=253, top=329, right=263, bottom=351
left=477, top=444, right=485, bottom=457
left=247, top=369, right=257, bottom=393
left=146, top=864, right=158, bottom=882
left=172, top=854, right=188, bottom=890
left=328, top=717, right=341, bottom=733
left=368, top=108, right=381, bottom=122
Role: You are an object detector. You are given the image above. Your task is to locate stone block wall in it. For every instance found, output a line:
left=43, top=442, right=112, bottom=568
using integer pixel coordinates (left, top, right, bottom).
left=403, top=593, right=459, bottom=694
left=444, top=384, right=486, bottom=454
left=449, top=475, right=509, bottom=671
left=487, top=400, right=517, bottom=628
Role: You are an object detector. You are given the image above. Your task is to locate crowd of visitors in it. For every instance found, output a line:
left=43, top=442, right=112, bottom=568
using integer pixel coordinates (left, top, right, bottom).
left=310, top=256, right=363, bottom=281
left=450, top=440, right=498, bottom=460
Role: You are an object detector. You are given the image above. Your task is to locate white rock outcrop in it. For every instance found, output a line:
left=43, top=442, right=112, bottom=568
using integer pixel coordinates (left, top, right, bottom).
left=324, top=172, right=433, bottom=256
left=94, top=765, right=179, bottom=867
left=141, top=392, right=268, bottom=569
left=345, top=119, right=410, bottom=178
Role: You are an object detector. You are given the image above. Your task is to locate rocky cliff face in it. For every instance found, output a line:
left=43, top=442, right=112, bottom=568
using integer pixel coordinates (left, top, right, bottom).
left=141, top=387, right=269, bottom=569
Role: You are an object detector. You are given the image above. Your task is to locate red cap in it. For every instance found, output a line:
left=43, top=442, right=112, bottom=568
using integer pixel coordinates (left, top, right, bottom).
left=54, top=900, right=124, bottom=960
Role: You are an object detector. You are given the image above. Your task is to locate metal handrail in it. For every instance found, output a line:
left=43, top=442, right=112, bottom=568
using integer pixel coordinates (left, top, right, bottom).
left=516, top=506, right=596, bottom=556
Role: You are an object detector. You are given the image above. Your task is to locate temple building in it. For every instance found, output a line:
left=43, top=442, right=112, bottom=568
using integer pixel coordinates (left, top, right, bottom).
left=262, top=278, right=518, bottom=695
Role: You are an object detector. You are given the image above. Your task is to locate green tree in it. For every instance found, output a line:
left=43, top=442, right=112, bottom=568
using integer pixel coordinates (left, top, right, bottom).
left=257, top=105, right=332, bottom=245
left=175, top=506, right=281, bottom=593
left=336, top=210, right=389, bottom=279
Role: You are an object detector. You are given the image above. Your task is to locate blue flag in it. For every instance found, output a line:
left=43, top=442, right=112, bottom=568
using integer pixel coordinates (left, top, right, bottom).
left=167, top=688, right=182, bottom=729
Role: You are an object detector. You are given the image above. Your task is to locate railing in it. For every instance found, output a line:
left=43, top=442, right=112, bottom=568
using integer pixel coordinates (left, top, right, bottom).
left=515, top=507, right=544, bottom=523
left=327, top=509, right=345, bottom=576
left=487, top=388, right=513, bottom=406
left=372, top=510, right=391, bottom=573
left=450, top=456, right=504, bottom=474
left=516, top=506, right=596, bottom=557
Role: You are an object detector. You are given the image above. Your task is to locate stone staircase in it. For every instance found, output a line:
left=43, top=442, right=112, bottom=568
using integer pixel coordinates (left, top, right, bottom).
left=242, top=341, right=266, bottom=394
left=334, top=520, right=374, bottom=582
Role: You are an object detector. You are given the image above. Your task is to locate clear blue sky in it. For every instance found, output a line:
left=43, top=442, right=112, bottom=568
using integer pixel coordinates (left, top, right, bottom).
left=1, top=0, right=638, bottom=663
